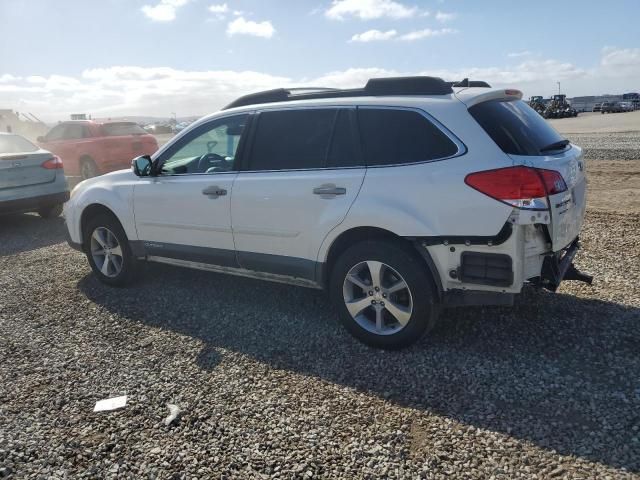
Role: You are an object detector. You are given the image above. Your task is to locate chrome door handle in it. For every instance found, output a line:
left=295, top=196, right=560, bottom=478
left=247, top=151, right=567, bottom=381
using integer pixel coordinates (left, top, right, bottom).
left=313, top=184, right=346, bottom=196
left=202, top=185, right=227, bottom=198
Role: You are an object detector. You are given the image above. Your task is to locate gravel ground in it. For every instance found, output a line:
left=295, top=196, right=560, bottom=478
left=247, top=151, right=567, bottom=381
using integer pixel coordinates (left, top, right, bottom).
left=1, top=149, right=640, bottom=478
left=564, top=132, right=640, bottom=161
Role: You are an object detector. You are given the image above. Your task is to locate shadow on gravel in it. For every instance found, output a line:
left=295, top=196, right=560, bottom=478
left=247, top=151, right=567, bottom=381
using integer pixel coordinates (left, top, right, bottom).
left=78, top=263, right=640, bottom=472
left=0, top=214, right=67, bottom=256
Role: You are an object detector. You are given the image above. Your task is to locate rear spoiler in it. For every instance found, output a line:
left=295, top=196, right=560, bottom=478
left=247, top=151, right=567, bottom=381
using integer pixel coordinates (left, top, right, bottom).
left=455, top=89, right=523, bottom=108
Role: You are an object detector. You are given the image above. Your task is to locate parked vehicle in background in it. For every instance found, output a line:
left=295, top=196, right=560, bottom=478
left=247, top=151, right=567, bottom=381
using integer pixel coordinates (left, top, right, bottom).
left=601, top=102, right=623, bottom=114
left=64, top=76, right=591, bottom=349
left=592, top=103, right=602, bottom=112
left=0, top=133, right=69, bottom=218
left=144, top=124, right=174, bottom=134
left=619, top=102, right=634, bottom=112
left=37, top=121, right=158, bottom=181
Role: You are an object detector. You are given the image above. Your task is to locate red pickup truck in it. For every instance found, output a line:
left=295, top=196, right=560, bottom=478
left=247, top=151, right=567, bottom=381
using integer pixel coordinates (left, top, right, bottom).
left=37, top=121, right=158, bottom=181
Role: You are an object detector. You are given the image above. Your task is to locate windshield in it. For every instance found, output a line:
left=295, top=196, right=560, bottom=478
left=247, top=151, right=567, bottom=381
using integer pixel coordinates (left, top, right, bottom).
left=469, top=99, right=567, bottom=156
left=0, top=134, right=39, bottom=154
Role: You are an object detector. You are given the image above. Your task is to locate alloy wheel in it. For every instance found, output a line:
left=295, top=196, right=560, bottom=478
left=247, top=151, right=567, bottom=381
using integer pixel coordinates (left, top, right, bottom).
left=90, top=227, right=123, bottom=278
left=342, top=260, right=413, bottom=336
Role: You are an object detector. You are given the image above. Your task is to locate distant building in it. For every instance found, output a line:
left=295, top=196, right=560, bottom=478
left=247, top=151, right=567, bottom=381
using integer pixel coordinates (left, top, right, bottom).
left=0, top=109, right=48, bottom=138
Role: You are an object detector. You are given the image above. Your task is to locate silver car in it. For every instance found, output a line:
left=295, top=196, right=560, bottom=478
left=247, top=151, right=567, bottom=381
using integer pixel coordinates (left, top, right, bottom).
left=0, top=132, right=69, bottom=218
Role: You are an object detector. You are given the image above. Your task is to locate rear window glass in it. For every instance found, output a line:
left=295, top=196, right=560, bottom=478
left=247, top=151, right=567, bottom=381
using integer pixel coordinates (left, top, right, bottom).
left=0, top=134, right=38, bottom=154
left=102, top=122, right=147, bottom=136
left=357, top=109, right=459, bottom=166
left=469, top=100, right=567, bottom=156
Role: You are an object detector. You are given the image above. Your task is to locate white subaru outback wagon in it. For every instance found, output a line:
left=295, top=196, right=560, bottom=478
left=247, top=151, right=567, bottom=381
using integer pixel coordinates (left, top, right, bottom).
left=64, top=76, right=591, bottom=349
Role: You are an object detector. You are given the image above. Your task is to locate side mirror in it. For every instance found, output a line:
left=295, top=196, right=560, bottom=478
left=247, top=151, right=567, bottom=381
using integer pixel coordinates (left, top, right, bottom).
left=132, top=155, right=153, bottom=177
left=37, top=136, right=45, bottom=142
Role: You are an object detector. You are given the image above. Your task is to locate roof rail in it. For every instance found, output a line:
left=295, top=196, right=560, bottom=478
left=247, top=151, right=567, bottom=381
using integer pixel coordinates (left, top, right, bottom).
left=448, top=78, right=492, bottom=88
left=222, top=76, right=453, bottom=110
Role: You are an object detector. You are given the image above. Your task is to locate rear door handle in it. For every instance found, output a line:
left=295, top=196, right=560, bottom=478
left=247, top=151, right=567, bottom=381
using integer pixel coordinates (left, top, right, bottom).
left=313, top=184, right=346, bottom=197
left=202, top=185, right=227, bottom=198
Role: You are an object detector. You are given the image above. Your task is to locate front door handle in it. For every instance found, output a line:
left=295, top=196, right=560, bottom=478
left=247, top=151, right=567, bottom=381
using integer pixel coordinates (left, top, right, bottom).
left=313, top=184, right=346, bottom=197
left=202, top=185, right=227, bottom=198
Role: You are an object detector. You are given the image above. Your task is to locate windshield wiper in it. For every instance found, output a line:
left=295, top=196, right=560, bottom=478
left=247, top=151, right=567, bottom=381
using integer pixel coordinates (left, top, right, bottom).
left=539, top=139, right=570, bottom=153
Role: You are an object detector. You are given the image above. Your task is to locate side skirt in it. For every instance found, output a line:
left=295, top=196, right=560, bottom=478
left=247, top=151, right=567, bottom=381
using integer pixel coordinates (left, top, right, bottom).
left=146, top=256, right=322, bottom=290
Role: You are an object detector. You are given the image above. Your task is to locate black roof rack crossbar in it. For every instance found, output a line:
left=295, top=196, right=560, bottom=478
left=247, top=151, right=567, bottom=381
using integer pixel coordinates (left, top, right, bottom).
left=222, top=76, right=453, bottom=110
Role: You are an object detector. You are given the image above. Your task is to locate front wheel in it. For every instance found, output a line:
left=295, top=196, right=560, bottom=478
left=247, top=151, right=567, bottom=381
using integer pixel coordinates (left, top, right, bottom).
left=329, top=240, right=439, bottom=349
left=83, top=213, right=138, bottom=286
left=80, top=158, right=99, bottom=180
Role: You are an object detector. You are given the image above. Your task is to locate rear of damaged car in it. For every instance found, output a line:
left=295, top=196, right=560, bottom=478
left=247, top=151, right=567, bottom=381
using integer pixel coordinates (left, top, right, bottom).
left=429, top=88, right=590, bottom=306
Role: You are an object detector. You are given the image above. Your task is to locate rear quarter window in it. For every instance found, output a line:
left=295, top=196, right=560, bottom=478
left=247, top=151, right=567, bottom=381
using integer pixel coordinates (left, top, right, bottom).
left=469, top=99, right=567, bottom=156
left=357, top=108, right=459, bottom=166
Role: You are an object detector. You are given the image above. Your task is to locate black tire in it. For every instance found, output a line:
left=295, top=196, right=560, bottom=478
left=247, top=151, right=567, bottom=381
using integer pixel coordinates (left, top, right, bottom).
left=38, top=204, right=63, bottom=219
left=83, top=213, right=138, bottom=287
left=329, top=239, right=439, bottom=349
left=80, top=157, right=98, bottom=180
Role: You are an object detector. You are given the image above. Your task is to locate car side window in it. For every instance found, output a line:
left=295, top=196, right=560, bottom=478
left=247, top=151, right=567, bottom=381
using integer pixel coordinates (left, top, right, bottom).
left=64, top=124, right=90, bottom=140
left=247, top=108, right=361, bottom=171
left=45, top=125, right=66, bottom=141
left=357, top=108, right=459, bottom=166
left=159, top=114, right=248, bottom=175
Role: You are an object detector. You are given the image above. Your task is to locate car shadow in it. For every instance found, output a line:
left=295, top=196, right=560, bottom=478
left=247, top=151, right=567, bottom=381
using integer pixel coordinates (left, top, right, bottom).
left=77, top=262, right=640, bottom=472
left=0, top=214, right=67, bottom=256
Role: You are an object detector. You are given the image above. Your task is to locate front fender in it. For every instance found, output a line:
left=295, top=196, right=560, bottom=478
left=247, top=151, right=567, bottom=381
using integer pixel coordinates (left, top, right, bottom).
left=66, top=171, right=138, bottom=244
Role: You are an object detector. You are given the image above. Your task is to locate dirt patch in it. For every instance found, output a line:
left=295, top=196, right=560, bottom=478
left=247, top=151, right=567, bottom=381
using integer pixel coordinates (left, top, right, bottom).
left=586, top=160, right=640, bottom=213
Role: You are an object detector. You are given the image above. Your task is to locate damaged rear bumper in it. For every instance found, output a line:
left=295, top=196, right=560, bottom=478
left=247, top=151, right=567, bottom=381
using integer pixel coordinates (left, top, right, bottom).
left=536, top=237, right=593, bottom=291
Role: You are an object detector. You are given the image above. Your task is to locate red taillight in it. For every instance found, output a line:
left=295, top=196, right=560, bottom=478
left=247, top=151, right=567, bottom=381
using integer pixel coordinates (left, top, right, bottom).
left=42, top=155, right=63, bottom=169
left=465, top=166, right=567, bottom=210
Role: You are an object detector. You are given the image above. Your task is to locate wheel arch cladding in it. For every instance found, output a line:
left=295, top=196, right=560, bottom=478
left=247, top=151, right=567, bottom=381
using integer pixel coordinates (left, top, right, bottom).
left=321, top=226, right=442, bottom=298
left=80, top=204, right=123, bottom=246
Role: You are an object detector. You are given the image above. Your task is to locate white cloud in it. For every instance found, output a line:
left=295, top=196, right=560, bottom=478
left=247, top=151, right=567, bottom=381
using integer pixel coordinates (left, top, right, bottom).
left=0, top=74, right=21, bottom=84
left=326, top=0, right=417, bottom=20
left=141, top=0, right=190, bottom=22
left=208, top=3, right=229, bottom=14
left=208, top=3, right=229, bottom=19
left=600, top=46, right=640, bottom=75
left=2, top=48, right=638, bottom=121
left=226, top=17, right=275, bottom=38
left=434, top=11, right=456, bottom=22
left=399, top=28, right=457, bottom=41
left=350, top=29, right=397, bottom=42
left=507, top=51, right=533, bottom=58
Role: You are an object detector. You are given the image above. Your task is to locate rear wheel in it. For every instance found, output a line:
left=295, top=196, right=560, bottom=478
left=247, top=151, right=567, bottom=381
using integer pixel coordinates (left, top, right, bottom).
left=83, top=213, right=138, bottom=286
left=38, top=204, right=63, bottom=219
left=80, top=158, right=98, bottom=180
left=329, top=240, right=438, bottom=349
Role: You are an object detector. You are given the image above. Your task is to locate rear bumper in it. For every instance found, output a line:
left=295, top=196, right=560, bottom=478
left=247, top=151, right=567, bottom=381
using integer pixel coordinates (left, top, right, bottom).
left=0, top=191, right=69, bottom=215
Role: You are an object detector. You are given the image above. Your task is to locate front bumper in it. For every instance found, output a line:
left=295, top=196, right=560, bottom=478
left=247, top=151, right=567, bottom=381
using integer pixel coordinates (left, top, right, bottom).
left=537, top=237, right=593, bottom=291
left=64, top=220, right=83, bottom=252
left=0, top=191, right=69, bottom=216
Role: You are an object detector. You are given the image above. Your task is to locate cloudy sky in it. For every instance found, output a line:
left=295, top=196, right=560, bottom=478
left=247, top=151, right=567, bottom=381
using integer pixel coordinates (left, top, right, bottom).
left=1, top=0, right=639, bottom=121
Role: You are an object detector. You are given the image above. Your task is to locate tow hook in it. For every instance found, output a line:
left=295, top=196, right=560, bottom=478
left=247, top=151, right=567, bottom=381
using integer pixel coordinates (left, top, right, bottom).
left=564, top=264, right=593, bottom=285
left=539, top=238, right=593, bottom=291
